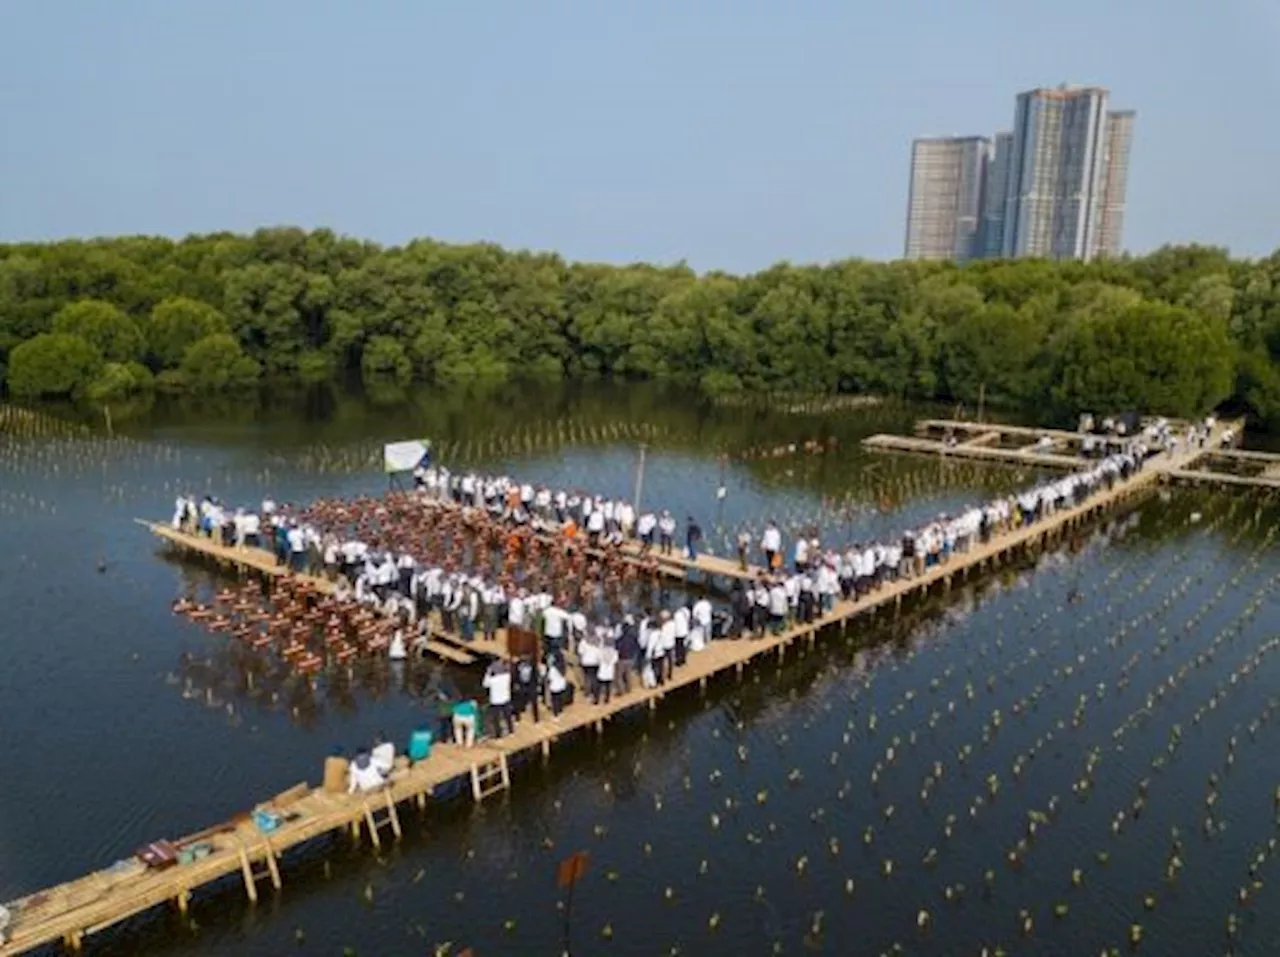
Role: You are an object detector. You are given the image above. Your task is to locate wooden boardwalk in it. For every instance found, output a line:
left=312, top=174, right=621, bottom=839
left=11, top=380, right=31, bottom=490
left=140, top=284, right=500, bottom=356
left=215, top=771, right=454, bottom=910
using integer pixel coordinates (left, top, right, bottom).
left=863, top=433, right=1083, bottom=469
left=0, top=428, right=1221, bottom=957
left=139, top=521, right=481, bottom=666
left=1165, top=469, right=1280, bottom=491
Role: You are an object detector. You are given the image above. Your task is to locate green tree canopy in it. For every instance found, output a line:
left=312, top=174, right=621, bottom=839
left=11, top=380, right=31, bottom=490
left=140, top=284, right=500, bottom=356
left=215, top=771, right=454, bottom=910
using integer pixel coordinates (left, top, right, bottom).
left=178, top=333, right=261, bottom=391
left=147, top=297, right=229, bottom=368
left=2, top=229, right=1279, bottom=425
left=50, top=300, right=145, bottom=363
left=8, top=333, right=105, bottom=397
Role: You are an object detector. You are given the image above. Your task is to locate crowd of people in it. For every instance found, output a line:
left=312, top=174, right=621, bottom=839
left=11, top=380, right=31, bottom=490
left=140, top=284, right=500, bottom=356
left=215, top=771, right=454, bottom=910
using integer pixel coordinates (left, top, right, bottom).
left=168, top=415, right=1216, bottom=748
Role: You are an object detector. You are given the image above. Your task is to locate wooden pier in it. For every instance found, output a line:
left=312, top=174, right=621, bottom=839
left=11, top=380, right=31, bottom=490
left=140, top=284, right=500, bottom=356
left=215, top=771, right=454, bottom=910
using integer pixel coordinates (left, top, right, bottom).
left=139, top=520, right=482, bottom=666
left=862, top=433, right=1083, bottom=470
left=0, top=423, right=1230, bottom=956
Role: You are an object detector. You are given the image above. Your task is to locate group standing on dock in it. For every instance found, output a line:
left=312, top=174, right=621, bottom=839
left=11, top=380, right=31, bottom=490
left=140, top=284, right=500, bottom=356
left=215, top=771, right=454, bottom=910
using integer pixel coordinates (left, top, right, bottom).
left=163, top=415, right=1189, bottom=760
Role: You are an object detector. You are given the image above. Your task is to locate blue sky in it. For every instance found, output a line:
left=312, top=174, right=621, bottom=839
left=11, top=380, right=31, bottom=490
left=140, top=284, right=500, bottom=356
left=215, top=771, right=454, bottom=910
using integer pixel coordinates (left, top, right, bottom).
left=0, top=0, right=1274, bottom=271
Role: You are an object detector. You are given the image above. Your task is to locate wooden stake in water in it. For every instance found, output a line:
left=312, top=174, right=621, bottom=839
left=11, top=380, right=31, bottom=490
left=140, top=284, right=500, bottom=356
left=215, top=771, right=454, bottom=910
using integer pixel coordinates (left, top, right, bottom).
left=103, top=405, right=113, bottom=438
left=558, top=850, right=590, bottom=957
left=634, top=444, right=647, bottom=514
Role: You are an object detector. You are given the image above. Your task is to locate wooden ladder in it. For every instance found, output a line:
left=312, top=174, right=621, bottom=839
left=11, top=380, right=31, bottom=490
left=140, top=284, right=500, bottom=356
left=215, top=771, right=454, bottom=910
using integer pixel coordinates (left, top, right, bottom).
left=470, top=754, right=511, bottom=802
left=236, top=836, right=282, bottom=904
left=360, top=789, right=403, bottom=848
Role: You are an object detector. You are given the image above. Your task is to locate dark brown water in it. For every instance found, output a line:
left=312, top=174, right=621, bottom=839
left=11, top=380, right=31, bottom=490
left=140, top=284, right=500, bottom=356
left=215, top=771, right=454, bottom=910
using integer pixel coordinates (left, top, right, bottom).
left=3, top=383, right=1280, bottom=957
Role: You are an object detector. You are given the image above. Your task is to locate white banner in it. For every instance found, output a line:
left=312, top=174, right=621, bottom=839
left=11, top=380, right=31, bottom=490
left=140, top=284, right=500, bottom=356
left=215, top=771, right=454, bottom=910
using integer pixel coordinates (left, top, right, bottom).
left=384, top=439, right=431, bottom=474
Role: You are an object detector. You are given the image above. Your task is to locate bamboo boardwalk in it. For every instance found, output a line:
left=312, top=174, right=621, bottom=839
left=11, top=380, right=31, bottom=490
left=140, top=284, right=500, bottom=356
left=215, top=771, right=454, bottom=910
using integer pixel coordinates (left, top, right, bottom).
left=0, top=428, right=1221, bottom=956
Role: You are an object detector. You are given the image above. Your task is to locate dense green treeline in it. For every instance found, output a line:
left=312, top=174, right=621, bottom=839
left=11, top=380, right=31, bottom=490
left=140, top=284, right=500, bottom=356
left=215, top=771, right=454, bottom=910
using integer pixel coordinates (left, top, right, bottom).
left=0, top=228, right=1277, bottom=427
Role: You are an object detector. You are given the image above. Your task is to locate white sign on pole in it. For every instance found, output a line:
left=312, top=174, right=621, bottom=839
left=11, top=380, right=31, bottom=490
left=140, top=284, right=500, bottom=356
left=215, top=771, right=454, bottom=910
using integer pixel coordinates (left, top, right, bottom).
left=383, top=439, right=431, bottom=474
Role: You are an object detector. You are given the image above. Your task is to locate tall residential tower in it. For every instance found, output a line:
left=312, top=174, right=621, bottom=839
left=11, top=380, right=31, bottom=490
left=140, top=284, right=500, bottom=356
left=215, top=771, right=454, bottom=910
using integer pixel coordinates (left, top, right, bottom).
left=1000, top=85, right=1133, bottom=261
left=1093, top=109, right=1135, bottom=258
left=903, top=136, right=990, bottom=262
left=906, top=86, right=1134, bottom=262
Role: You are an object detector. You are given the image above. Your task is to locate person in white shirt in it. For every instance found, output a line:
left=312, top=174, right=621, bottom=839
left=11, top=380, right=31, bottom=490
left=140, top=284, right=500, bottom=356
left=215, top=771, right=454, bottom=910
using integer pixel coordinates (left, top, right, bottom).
left=794, top=536, right=810, bottom=573
left=370, top=734, right=396, bottom=775
left=542, top=603, right=568, bottom=653
left=596, top=639, right=618, bottom=705
left=544, top=653, right=570, bottom=718
left=672, top=605, right=691, bottom=666
left=347, top=752, right=387, bottom=793
left=483, top=660, right=514, bottom=738
left=657, top=511, right=676, bottom=555
left=637, top=512, right=657, bottom=553
left=643, top=614, right=666, bottom=686
left=768, top=580, right=788, bottom=634
left=762, top=522, right=782, bottom=569
left=586, top=507, right=606, bottom=547
left=691, top=598, right=713, bottom=652
left=658, top=611, right=677, bottom=683
left=578, top=632, right=602, bottom=701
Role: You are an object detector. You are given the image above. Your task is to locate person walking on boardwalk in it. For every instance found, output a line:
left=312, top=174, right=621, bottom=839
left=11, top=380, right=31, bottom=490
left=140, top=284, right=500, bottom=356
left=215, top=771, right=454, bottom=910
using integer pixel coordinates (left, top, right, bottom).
left=658, top=510, right=676, bottom=555
left=637, top=510, right=657, bottom=554
left=615, top=615, right=638, bottom=693
left=595, top=630, right=618, bottom=705
left=514, top=654, right=540, bottom=723
left=736, top=529, right=751, bottom=571
left=761, top=520, right=782, bottom=570
left=483, top=659, right=514, bottom=739
left=543, top=652, right=569, bottom=719
left=685, top=515, right=703, bottom=560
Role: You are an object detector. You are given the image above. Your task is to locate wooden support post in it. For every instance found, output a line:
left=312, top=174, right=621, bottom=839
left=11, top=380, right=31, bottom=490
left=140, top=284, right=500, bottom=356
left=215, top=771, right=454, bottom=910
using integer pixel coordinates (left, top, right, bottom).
left=384, top=791, right=403, bottom=840
left=362, top=804, right=383, bottom=846
left=262, top=838, right=282, bottom=890
left=416, top=791, right=428, bottom=811
left=699, top=675, right=707, bottom=695
left=541, top=739, right=551, bottom=762
left=238, top=843, right=259, bottom=904
left=63, top=931, right=84, bottom=951
left=176, top=889, right=191, bottom=914
left=736, top=661, right=744, bottom=680
left=350, top=818, right=361, bottom=841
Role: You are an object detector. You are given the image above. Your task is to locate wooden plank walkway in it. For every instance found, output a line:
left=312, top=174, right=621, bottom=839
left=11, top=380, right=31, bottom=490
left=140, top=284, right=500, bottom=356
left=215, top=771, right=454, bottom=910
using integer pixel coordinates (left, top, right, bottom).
left=412, top=496, right=756, bottom=583
left=0, top=425, right=1225, bottom=957
left=138, top=521, right=480, bottom=666
left=863, top=433, right=1083, bottom=469
left=1165, top=469, right=1280, bottom=491
left=918, top=418, right=1088, bottom=444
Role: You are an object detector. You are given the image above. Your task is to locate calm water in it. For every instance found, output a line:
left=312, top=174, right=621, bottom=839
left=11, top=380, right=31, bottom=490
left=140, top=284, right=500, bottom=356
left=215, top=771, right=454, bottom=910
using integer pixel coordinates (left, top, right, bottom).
left=3, top=383, right=1280, bottom=957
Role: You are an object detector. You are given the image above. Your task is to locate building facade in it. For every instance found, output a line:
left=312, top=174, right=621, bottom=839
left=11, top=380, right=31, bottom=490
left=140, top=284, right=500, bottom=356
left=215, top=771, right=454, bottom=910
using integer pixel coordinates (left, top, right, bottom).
left=910, top=86, right=1135, bottom=263
left=1001, top=85, right=1113, bottom=260
left=903, top=136, right=990, bottom=262
left=976, top=131, right=1013, bottom=258
left=1092, top=109, right=1135, bottom=258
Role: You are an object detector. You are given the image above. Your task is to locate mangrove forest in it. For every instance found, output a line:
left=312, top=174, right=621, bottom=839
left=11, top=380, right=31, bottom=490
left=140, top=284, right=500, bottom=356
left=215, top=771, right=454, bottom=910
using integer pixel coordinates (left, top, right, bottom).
left=1, top=229, right=1278, bottom=428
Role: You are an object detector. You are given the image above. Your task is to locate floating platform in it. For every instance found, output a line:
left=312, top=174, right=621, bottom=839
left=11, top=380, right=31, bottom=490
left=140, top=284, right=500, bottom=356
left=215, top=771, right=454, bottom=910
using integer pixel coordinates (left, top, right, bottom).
left=138, top=521, right=480, bottom=666
left=1164, top=469, right=1280, bottom=491
left=862, top=433, right=1083, bottom=470
left=0, top=424, right=1227, bottom=957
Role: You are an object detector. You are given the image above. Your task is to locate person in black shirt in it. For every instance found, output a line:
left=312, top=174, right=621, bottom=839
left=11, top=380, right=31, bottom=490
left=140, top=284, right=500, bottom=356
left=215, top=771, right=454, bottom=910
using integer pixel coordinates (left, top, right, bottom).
left=686, top=516, right=703, bottom=560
